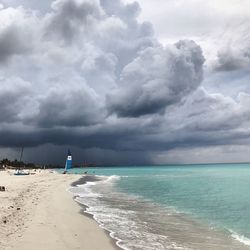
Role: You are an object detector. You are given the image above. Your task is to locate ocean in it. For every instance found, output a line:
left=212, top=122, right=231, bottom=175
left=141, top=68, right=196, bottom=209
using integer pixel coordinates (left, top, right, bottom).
left=66, top=164, right=250, bottom=249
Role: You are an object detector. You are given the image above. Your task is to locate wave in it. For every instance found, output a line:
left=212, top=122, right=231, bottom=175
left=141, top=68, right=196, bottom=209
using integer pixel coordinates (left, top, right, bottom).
left=70, top=175, right=120, bottom=196
left=230, top=230, right=250, bottom=246
left=69, top=174, right=189, bottom=250
left=99, top=175, right=121, bottom=183
left=70, top=175, right=132, bottom=250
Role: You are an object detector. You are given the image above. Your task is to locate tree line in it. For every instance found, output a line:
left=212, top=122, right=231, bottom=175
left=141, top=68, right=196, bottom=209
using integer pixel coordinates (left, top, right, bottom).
left=0, top=158, right=37, bottom=169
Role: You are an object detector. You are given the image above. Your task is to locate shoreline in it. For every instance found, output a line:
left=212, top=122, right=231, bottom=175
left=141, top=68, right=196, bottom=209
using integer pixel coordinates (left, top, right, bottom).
left=70, top=172, right=250, bottom=250
left=0, top=170, right=117, bottom=250
left=77, top=202, right=121, bottom=250
left=70, top=174, right=121, bottom=250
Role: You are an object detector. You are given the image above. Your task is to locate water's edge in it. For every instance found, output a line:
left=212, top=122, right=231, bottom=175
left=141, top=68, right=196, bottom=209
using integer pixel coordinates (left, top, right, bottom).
left=69, top=174, right=250, bottom=250
left=70, top=175, right=122, bottom=250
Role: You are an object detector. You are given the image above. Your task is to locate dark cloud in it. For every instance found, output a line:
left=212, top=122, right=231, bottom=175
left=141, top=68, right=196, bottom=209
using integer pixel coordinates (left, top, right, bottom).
left=34, top=83, right=105, bottom=127
left=0, top=22, right=31, bottom=62
left=19, top=144, right=152, bottom=165
left=107, top=40, right=204, bottom=117
left=214, top=49, right=250, bottom=72
left=45, top=0, right=103, bottom=43
left=0, top=0, right=250, bottom=164
left=0, top=77, right=32, bottom=122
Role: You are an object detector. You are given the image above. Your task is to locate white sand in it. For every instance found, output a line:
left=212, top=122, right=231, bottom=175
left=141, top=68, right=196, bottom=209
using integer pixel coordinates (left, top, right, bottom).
left=0, top=170, right=117, bottom=250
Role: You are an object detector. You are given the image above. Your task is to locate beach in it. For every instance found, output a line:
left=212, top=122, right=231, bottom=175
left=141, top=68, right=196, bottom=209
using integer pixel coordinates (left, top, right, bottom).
left=2, top=165, right=250, bottom=250
left=0, top=170, right=117, bottom=250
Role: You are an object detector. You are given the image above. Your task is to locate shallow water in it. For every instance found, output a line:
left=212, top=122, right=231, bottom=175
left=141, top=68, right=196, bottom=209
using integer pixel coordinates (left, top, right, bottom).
left=67, top=164, right=250, bottom=249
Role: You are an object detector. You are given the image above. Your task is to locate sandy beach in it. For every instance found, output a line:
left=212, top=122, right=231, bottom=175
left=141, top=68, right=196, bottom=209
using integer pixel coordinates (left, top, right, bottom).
left=0, top=170, right=117, bottom=250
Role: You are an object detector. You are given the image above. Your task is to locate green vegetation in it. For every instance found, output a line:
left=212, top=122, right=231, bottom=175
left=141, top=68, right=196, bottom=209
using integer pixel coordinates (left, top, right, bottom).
left=0, top=158, right=65, bottom=169
left=0, top=158, right=37, bottom=169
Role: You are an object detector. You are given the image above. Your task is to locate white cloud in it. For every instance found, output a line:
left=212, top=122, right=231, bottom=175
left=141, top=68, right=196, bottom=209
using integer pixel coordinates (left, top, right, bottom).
left=124, top=0, right=250, bottom=73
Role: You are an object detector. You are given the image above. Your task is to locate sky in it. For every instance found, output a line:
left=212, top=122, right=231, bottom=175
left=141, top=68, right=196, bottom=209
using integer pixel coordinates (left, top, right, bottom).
left=0, top=0, right=250, bottom=165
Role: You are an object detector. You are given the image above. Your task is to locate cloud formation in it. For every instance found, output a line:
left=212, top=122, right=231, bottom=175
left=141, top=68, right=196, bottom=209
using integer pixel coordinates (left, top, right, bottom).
left=0, top=0, right=250, bottom=164
left=107, top=40, right=204, bottom=117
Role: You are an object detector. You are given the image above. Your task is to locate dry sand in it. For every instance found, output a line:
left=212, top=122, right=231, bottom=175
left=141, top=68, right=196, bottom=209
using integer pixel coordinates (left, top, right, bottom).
left=0, top=170, right=117, bottom=250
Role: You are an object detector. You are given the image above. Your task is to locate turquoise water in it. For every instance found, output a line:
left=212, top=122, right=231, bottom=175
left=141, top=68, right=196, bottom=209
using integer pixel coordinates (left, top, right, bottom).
left=68, top=164, right=250, bottom=249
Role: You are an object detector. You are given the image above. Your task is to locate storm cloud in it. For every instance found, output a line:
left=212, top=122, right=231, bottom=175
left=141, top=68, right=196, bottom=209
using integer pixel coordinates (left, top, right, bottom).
left=107, top=40, right=204, bottom=117
left=0, top=0, right=250, bottom=165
